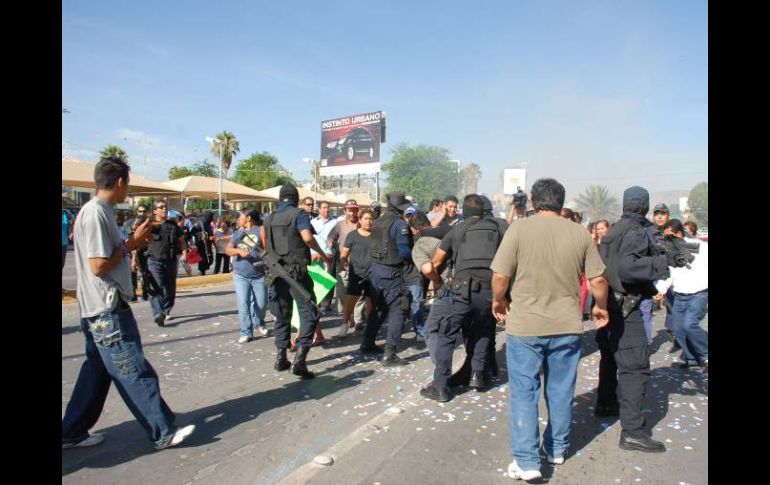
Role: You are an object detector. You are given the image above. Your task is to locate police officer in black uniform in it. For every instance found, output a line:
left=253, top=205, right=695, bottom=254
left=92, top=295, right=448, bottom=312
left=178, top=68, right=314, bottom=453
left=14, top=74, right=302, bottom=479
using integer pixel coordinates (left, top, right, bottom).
left=596, top=186, right=687, bottom=452
left=265, top=184, right=332, bottom=379
left=420, top=194, right=506, bottom=402
left=361, top=192, right=413, bottom=366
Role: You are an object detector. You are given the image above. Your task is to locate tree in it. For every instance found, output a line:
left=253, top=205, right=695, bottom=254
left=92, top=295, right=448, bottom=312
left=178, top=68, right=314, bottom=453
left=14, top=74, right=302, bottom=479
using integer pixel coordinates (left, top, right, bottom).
left=233, top=152, right=294, bottom=190
left=210, top=131, right=240, bottom=177
left=167, top=160, right=219, bottom=179
left=573, top=185, right=620, bottom=222
left=688, top=182, right=708, bottom=227
left=99, top=144, right=129, bottom=163
left=460, top=162, right=481, bottom=198
left=382, top=144, right=459, bottom=209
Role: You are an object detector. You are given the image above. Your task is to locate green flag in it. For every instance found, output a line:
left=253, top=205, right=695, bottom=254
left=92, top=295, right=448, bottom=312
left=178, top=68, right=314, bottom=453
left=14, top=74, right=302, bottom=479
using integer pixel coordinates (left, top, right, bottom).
left=290, top=262, right=336, bottom=329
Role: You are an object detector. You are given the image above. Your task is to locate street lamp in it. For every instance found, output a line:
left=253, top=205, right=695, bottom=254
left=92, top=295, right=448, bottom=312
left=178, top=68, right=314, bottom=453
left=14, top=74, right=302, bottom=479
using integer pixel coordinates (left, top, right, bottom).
left=302, top=157, right=319, bottom=207
left=206, top=136, right=224, bottom=217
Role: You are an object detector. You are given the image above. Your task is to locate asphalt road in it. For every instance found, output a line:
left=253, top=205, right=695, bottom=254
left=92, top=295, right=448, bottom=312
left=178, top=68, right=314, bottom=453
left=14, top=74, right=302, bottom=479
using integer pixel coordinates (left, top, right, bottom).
left=62, top=285, right=707, bottom=484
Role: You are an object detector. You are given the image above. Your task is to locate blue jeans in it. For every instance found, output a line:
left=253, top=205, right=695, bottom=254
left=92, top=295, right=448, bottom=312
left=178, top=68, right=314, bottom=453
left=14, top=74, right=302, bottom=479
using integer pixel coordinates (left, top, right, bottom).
left=148, top=257, right=178, bottom=318
left=233, top=273, right=268, bottom=337
left=407, top=283, right=425, bottom=336
left=507, top=333, right=582, bottom=470
left=671, top=291, right=708, bottom=364
left=61, top=300, right=178, bottom=447
left=663, top=288, right=674, bottom=331
left=639, top=298, right=654, bottom=344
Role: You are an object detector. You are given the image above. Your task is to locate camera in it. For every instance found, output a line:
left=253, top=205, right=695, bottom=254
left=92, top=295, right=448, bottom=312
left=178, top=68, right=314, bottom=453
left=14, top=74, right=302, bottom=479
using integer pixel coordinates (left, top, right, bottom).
left=512, top=187, right=527, bottom=209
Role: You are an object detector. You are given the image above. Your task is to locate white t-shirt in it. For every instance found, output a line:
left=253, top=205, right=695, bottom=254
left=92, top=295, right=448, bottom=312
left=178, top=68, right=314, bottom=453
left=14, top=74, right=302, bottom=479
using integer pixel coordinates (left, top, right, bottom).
left=74, top=198, right=134, bottom=317
left=654, top=238, right=708, bottom=295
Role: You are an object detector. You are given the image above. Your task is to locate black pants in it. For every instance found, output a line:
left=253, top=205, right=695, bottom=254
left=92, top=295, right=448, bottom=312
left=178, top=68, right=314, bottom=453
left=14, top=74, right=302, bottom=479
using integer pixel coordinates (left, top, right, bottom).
left=596, top=301, right=651, bottom=438
left=426, top=287, right=495, bottom=389
left=269, top=269, right=319, bottom=349
left=214, top=253, right=231, bottom=274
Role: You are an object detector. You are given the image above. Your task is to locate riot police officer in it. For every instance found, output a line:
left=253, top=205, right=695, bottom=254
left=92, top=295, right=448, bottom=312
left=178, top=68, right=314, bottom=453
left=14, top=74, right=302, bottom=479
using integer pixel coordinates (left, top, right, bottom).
left=360, top=192, right=413, bottom=366
left=420, top=194, right=506, bottom=402
left=596, top=186, right=686, bottom=452
left=265, top=183, right=332, bottom=379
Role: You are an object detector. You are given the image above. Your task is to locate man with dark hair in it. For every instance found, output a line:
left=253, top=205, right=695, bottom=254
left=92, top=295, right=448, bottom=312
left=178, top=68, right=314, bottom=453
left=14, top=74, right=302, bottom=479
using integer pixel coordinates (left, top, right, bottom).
left=362, top=192, right=414, bottom=366
left=147, top=200, right=188, bottom=326
left=265, top=183, right=332, bottom=379
left=302, top=196, right=318, bottom=219
left=648, top=202, right=676, bottom=349
left=426, top=198, right=444, bottom=223
left=62, top=155, right=195, bottom=450
left=491, top=178, right=609, bottom=480
left=430, top=195, right=463, bottom=228
left=596, top=186, right=685, bottom=454
left=421, top=194, right=508, bottom=402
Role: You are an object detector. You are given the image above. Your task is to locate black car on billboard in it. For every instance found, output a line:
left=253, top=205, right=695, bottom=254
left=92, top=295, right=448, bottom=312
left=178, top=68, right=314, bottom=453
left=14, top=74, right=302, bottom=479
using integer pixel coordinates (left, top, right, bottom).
left=325, top=127, right=375, bottom=161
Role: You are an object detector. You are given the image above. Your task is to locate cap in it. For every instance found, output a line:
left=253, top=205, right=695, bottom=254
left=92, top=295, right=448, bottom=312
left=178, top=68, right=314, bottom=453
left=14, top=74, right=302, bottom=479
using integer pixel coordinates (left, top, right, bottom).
left=386, top=192, right=412, bottom=212
left=653, top=203, right=670, bottom=214
left=344, top=199, right=359, bottom=209
left=404, top=206, right=416, bottom=216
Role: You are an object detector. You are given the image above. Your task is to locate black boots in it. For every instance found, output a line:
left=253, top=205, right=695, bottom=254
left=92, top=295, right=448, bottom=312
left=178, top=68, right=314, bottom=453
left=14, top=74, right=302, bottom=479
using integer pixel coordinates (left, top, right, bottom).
left=382, top=344, right=409, bottom=367
left=291, top=345, right=315, bottom=379
left=447, top=357, right=472, bottom=387
left=469, top=370, right=486, bottom=390
left=360, top=338, right=385, bottom=354
left=274, top=348, right=291, bottom=372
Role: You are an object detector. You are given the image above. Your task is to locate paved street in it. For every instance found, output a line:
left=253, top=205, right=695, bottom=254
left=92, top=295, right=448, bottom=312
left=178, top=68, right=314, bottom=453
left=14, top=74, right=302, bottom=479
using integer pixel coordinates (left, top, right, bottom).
left=62, top=285, right=707, bottom=484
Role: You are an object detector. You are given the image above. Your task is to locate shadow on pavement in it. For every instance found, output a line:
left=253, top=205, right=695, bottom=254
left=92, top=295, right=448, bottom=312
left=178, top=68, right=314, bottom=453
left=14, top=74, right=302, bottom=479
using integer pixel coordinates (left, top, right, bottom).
left=61, top=370, right=374, bottom=475
left=175, top=290, right=234, bottom=299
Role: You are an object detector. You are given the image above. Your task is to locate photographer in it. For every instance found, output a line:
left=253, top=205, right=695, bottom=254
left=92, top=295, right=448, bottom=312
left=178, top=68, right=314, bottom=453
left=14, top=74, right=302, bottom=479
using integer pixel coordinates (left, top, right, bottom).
left=507, top=187, right=529, bottom=223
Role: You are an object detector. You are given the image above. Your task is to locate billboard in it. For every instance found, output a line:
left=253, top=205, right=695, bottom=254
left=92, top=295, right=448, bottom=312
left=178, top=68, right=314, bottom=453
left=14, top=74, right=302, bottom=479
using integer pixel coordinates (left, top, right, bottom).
left=502, top=168, right=527, bottom=195
left=320, top=111, right=383, bottom=176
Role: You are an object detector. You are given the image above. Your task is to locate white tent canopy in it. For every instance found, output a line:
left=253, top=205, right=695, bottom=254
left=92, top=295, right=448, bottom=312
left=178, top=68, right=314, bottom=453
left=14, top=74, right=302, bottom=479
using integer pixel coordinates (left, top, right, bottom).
left=161, top=176, right=272, bottom=201
left=62, top=157, right=178, bottom=196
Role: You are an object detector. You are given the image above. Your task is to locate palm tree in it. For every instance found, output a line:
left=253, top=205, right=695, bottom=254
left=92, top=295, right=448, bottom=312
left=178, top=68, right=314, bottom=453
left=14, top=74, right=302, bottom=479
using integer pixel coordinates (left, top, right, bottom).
left=99, top=144, right=129, bottom=163
left=209, top=131, right=240, bottom=177
left=460, top=162, right=481, bottom=197
left=574, top=185, right=620, bottom=222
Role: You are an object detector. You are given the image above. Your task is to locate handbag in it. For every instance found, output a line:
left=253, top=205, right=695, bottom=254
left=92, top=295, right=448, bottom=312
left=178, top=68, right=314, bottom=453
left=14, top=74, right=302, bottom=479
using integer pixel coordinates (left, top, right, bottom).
left=186, top=247, right=203, bottom=265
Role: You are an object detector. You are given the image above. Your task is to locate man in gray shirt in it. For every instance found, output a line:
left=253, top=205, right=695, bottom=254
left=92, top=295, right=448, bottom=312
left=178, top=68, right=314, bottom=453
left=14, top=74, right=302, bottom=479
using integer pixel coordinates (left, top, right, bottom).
left=62, top=155, right=195, bottom=450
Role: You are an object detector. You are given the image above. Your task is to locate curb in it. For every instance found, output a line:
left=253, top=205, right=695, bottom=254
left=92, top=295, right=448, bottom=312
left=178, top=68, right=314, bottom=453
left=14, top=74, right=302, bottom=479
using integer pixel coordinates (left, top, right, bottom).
left=62, top=273, right=233, bottom=305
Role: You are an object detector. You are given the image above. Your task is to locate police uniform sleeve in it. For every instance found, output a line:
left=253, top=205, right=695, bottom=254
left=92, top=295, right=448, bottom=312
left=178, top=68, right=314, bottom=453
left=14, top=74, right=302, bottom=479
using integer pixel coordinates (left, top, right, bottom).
left=392, top=219, right=412, bottom=262
left=295, top=209, right=314, bottom=234
left=617, top=227, right=669, bottom=284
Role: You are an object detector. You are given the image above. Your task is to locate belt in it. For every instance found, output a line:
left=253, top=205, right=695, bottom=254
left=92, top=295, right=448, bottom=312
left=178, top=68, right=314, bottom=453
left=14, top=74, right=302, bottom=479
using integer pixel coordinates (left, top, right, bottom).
left=674, top=289, right=708, bottom=296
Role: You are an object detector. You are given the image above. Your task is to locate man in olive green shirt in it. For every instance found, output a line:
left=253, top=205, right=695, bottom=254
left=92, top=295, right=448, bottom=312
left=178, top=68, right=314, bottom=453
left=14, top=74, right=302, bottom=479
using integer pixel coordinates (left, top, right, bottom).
left=490, top=178, right=609, bottom=481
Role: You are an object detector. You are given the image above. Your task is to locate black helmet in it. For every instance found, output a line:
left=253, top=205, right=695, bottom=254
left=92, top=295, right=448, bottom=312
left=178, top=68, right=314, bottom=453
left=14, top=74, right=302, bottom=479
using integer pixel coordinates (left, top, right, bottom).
left=279, top=183, right=299, bottom=204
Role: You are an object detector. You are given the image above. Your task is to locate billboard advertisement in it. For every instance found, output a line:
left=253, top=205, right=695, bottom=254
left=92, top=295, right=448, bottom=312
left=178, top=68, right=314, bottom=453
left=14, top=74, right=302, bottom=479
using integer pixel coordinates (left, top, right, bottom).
left=320, top=111, right=383, bottom=176
left=502, top=168, right=527, bottom=195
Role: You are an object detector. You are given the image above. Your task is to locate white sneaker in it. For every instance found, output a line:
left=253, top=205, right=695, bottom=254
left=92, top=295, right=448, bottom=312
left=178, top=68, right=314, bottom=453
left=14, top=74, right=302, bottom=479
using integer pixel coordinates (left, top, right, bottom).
left=238, top=336, right=250, bottom=344
left=256, top=326, right=269, bottom=337
left=156, top=424, right=196, bottom=450
left=62, top=433, right=105, bottom=449
left=164, top=315, right=174, bottom=323
left=507, top=460, right=542, bottom=481
left=546, top=453, right=565, bottom=465
left=337, top=323, right=350, bottom=337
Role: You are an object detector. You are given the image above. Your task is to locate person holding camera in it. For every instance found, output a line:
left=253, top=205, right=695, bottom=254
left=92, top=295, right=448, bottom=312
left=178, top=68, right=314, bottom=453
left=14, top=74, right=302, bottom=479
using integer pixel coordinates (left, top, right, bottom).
left=507, top=187, right=529, bottom=223
left=146, top=201, right=188, bottom=326
left=595, top=186, right=688, bottom=453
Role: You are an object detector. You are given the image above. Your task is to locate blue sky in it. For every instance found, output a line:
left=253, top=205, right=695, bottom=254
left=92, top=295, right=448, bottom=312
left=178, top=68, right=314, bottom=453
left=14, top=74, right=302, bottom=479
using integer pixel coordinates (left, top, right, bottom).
left=62, top=0, right=707, bottom=201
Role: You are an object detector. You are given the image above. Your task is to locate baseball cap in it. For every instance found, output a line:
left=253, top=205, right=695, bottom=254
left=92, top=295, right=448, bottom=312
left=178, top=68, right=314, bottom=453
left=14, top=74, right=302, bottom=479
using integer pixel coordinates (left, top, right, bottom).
left=404, top=206, right=417, bottom=216
left=344, top=199, right=359, bottom=209
left=653, top=203, right=670, bottom=214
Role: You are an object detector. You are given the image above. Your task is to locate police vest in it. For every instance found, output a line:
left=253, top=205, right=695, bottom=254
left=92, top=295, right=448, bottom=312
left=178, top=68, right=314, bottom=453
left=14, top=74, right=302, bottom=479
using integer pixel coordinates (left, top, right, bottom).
left=451, top=217, right=504, bottom=282
left=370, top=211, right=403, bottom=267
left=598, top=217, right=659, bottom=295
left=265, top=206, right=309, bottom=266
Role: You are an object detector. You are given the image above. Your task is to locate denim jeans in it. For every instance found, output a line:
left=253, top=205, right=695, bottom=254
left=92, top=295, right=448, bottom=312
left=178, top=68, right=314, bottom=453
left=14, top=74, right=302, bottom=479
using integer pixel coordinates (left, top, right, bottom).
left=671, top=291, right=708, bottom=364
left=639, top=298, right=654, bottom=344
left=507, top=333, right=582, bottom=470
left=407, top=283, right=425, bottom=336
left=61, top=299, right=178, bottom=447
left=233, top=273, right=268, bottom=337
left=148, top=257, right=178, bottom=318
left=663, top=288, right=674, bottom=331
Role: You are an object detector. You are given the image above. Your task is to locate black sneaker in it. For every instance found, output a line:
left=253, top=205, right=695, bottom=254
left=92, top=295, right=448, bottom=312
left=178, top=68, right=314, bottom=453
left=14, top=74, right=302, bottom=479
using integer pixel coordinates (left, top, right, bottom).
left=420, top=383, right=450, bottom=402
left=619, top=434, right=666, bottom=453
left=154, top=314, right=166, bottom=327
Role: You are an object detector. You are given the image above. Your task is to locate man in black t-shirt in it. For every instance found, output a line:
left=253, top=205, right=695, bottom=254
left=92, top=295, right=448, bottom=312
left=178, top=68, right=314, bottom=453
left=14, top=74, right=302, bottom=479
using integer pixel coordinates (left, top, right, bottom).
left=146, top=201, right=188, bottom=327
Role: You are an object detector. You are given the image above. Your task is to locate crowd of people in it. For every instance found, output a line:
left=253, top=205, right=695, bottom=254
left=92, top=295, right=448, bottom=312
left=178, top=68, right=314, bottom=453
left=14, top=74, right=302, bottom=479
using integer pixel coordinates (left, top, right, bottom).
left=62, top=155, right=708, bottom=482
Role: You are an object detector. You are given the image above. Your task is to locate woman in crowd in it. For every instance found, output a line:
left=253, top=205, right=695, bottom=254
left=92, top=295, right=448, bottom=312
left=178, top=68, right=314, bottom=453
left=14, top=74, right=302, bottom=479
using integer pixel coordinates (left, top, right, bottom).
left=213, top=217, right=233, bottom=274
left=226, top=208, right=269, bottom=343
left=337, top=208, right=375, bottom=337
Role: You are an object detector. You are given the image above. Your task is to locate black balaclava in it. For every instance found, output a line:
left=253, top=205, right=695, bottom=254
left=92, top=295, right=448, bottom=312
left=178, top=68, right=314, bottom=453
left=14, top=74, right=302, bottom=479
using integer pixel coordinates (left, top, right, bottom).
left=622, top=186, right=650, bottom=216
left=279, top=183, right=299, bottom=205
left=479, top=195, right=494, bottom=217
